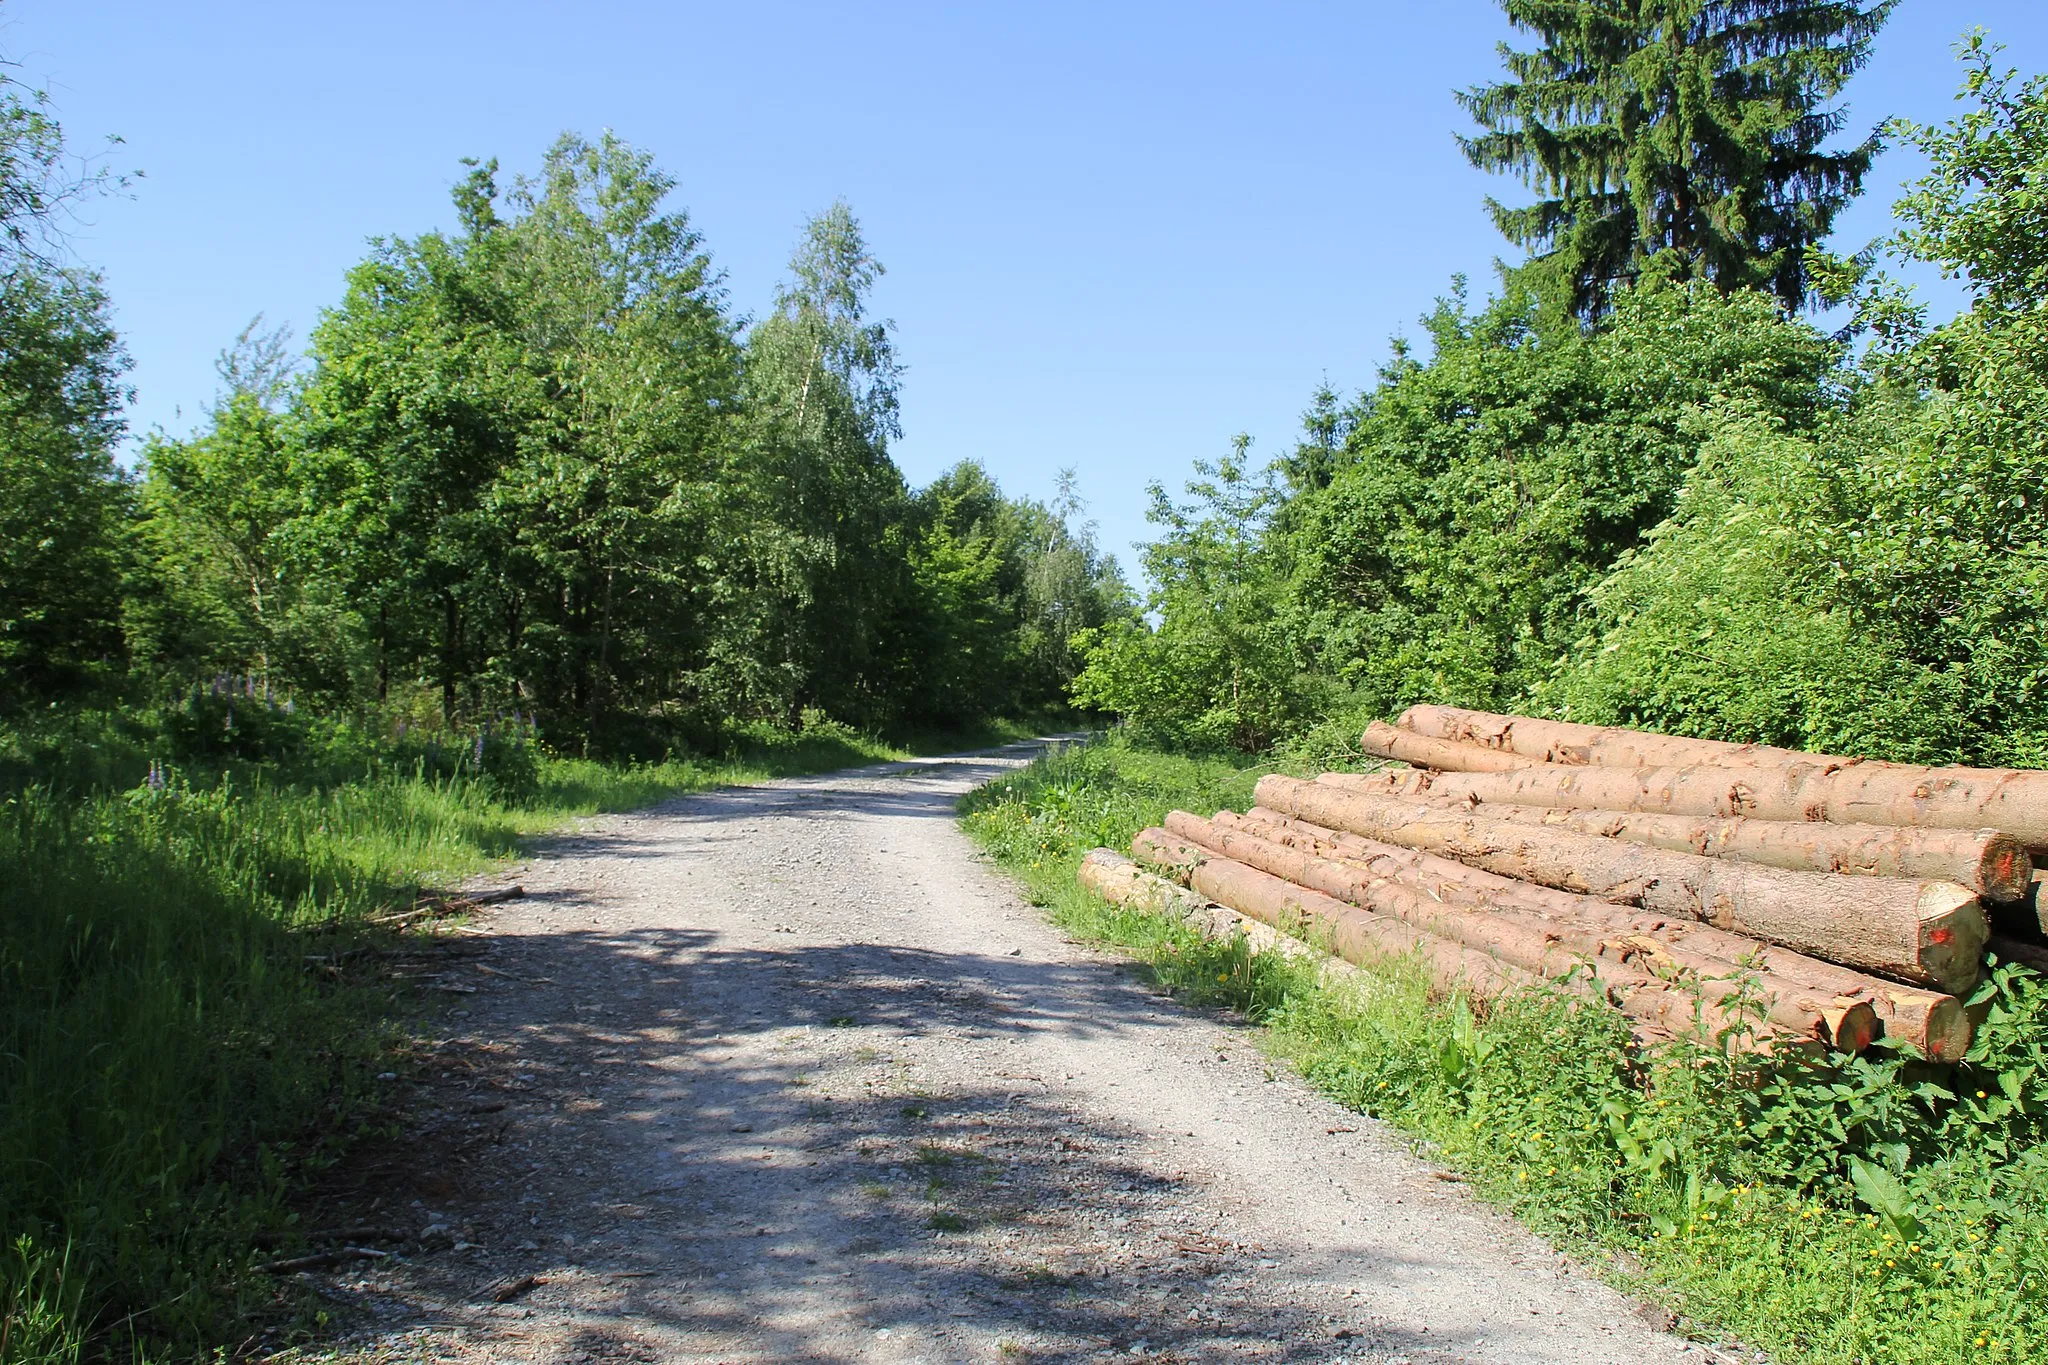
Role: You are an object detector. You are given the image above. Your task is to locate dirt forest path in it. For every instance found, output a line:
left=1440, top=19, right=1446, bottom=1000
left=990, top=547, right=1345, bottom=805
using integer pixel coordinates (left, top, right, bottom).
left=320, top=743, right=1696, bottom=1365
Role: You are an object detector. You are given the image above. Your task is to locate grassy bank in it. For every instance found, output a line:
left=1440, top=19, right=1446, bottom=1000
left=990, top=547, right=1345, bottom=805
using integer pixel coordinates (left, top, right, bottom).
left=0, top=704, right=1027, bottom=1364
left=961, top=735, right=2048, bottom=1365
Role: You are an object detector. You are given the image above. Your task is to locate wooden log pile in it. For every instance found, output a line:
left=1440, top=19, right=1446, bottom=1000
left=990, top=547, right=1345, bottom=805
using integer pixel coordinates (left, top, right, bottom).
left=1080, top=707, right=2048, bottom=1061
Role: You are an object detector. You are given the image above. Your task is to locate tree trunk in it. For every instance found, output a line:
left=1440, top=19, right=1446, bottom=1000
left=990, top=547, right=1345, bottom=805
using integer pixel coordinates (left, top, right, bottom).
left=1398, top=703, right=1862, bottom=769
left=1360, top=721, right=1541, bottom=772
left=1078, top=848, right=1366, bottom=986
left=1342, top=785, right=2030, bottom=902
left=1394, top=706, right=2048, bottom=852
left=1325, top=749, right=2048, bottom=857
left=1166, top=812, right=1877, bottom=1052
left=1135, top=828, right=1800, bottom=1048
left=1220, top=807, right=1971, bottom=1059
left=1256, top=775, right=1988, bottom=994
left=441, top=592, right=461, bottom=726
left=1129, top=830, right=1537, bottom=1003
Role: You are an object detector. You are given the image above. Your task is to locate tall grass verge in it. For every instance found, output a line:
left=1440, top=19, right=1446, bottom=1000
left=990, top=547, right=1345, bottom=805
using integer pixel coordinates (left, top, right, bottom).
left=962, top=734, right=2048, bottom=1365
left=0, top=708, right=926, bottom=1362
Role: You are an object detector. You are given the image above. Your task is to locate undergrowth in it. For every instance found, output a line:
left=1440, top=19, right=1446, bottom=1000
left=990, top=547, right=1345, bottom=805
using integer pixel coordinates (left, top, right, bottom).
left=0, top=701, right=1000, bottom=1363
left=961, top=733, right=2048, bottom=1365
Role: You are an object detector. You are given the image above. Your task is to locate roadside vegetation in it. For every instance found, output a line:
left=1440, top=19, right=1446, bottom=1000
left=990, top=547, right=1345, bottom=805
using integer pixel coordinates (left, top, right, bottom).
left=1076, top=25, right=2048, bottom=773
left=0, top=0, right=1104, bottom=1353
left=0, top=700, right=1006, bottom=1362
left=11, top=0, right=2048, bottom=1359
left=1013, top=15, right=2048, bottom=1359
left=963, top=736, right=2048, bottom=1365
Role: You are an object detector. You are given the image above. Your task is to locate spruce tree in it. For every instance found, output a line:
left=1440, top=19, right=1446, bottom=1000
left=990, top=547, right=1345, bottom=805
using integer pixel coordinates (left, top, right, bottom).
left=1459, top=1, right=1893, bottom=317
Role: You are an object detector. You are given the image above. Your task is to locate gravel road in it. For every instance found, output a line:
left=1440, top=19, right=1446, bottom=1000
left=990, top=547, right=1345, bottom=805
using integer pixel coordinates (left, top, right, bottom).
left=312, top=743, right=1697, bottom=1364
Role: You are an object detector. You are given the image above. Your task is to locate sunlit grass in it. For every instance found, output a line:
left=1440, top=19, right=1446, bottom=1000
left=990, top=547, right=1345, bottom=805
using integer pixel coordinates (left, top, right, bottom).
left=963, top=732, right=2048, bottom=1365
left=0, top=711, right=992, bottom=1362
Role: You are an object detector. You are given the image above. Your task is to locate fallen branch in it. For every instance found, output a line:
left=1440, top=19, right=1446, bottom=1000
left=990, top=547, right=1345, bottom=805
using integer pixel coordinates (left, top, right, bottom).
left=257, top=1247, right=389, bottom=1275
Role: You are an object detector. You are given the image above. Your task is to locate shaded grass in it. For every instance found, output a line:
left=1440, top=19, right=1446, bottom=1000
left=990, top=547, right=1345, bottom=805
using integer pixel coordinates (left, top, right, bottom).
left=0, top=711, right=961, bottom=1363
left=962, top=733, right=2048, bottom=1365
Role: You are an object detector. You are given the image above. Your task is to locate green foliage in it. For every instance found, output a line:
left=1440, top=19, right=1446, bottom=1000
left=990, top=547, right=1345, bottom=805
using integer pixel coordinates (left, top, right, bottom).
left=1462, top=0, right=1894, bottom=317
left=127, top=148, right=1119, bottom=750
left=1087, top=38, right=2048, bottom=770
left=968, top=737, right=2048, bottom=1364
left=1548, top=46, right=2048, bottom=764
left=1289, top=277, right=1837, bottom=721
left=0, top=264, right=131, bottom=708
left=1070, top=437, right=1328, bottom=751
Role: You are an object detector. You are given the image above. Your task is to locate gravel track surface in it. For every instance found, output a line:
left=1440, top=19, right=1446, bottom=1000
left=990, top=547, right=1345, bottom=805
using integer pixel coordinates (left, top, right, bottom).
left=307, top=744, right=1695, bottom=1364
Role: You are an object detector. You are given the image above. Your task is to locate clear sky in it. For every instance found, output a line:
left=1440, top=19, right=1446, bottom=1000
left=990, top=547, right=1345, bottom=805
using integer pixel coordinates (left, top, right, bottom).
left=9, top=1, right=2048, bottom=582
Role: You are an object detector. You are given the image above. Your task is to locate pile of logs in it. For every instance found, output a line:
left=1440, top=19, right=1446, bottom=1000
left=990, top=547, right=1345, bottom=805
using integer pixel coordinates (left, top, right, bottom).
left=1083, top=707, right=2048, bottom=1061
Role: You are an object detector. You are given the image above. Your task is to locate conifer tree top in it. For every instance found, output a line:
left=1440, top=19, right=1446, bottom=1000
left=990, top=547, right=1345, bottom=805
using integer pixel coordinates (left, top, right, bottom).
left=1459, top=0, right=1895, bottom=318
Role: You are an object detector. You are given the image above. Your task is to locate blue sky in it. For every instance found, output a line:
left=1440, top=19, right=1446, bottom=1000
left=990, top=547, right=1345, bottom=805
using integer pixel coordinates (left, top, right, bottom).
left=10, top=1, right=2048, bottom=581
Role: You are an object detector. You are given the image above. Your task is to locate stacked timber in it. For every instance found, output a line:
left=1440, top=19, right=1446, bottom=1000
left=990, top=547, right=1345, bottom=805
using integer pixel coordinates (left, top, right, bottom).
left=1079, top=707, right=2048, bottom=1061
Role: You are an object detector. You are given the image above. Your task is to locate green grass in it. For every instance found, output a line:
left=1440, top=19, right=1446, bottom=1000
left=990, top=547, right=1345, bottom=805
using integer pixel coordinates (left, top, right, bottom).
left=0, top=704, right=1011, bottom=1363
left=961, top=733, right=2048, bottom=1365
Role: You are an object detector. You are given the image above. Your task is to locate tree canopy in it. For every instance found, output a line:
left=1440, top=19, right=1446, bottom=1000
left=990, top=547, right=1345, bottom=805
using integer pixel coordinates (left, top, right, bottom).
left=1460, top=0, right=1893, bottom=317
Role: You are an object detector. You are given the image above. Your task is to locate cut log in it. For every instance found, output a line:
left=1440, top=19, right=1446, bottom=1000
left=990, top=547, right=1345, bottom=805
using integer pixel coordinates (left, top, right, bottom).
left=1219, top=807, right=1970, bottom=1059
left=1398, top=704, right=1862, bottom=769
left=1360, top=721, right=1540, bottom=772
left=1079, top=848, right=1364, bottom=984
left=1322, top=752, right=2048, bottom=859
left=1139, top=829, right=1807, bottom=1050
left=1343, top=792, right=2030, bottom=902
left=1395, top=705, right=2048, bottom=851
left=1129, top=830, right=1536, bottom=1002
left=1257, top=774, right=1988, bottom=994
left=1170, top=812, right=1877, bottom=1051
left=1079, top=846, right=1218, bottom=921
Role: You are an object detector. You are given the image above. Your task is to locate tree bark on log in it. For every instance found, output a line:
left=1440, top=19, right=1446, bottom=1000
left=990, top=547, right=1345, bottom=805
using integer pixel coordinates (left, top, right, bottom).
left=1360, top=721, right=1541, bottom=772
left=1394, top=705, right=2048, bottom=852
left=1257, top=775, right=1988, bottom=994
left=1168, top=811, right=1877, bottom=1051
left=1337, top=788, right=2030, bottom=902
left=1129, top=830, right=1536, bottom=1001
left=1322, top=750, right=2048, bottom=859
left=1398, top=704, right=1863, bottom=769
left=1218, top=807, right=1970, bottom=1059
left=1137, top=830, right=1804, bottom=1050
left=1078, top=848, right=1366, bottom=984
left=1079, top=846, right=1218, bottom=921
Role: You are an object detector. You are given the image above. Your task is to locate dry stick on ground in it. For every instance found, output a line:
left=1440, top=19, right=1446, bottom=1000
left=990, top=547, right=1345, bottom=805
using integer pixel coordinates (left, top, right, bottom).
left=1134, top=830, right=1789, bottom=1048
left=257, top=1248, right=390, bottom=1275
left=1388, top=708, right=2048, bottom=852
left=1259, top=775, right=1989, bottom=995
left=1166, top=811, right=1875, bottom=1051
left=1221, top=807, right=1971, bottom=1059
left=1129, top=831, right=1541, bottom=1005
left=1336, top=773, right=2031, bottom=903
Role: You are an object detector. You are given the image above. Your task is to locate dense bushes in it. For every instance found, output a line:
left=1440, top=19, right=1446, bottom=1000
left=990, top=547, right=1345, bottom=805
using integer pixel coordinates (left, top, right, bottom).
left=1085, top=47, right=2048, bottom=767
